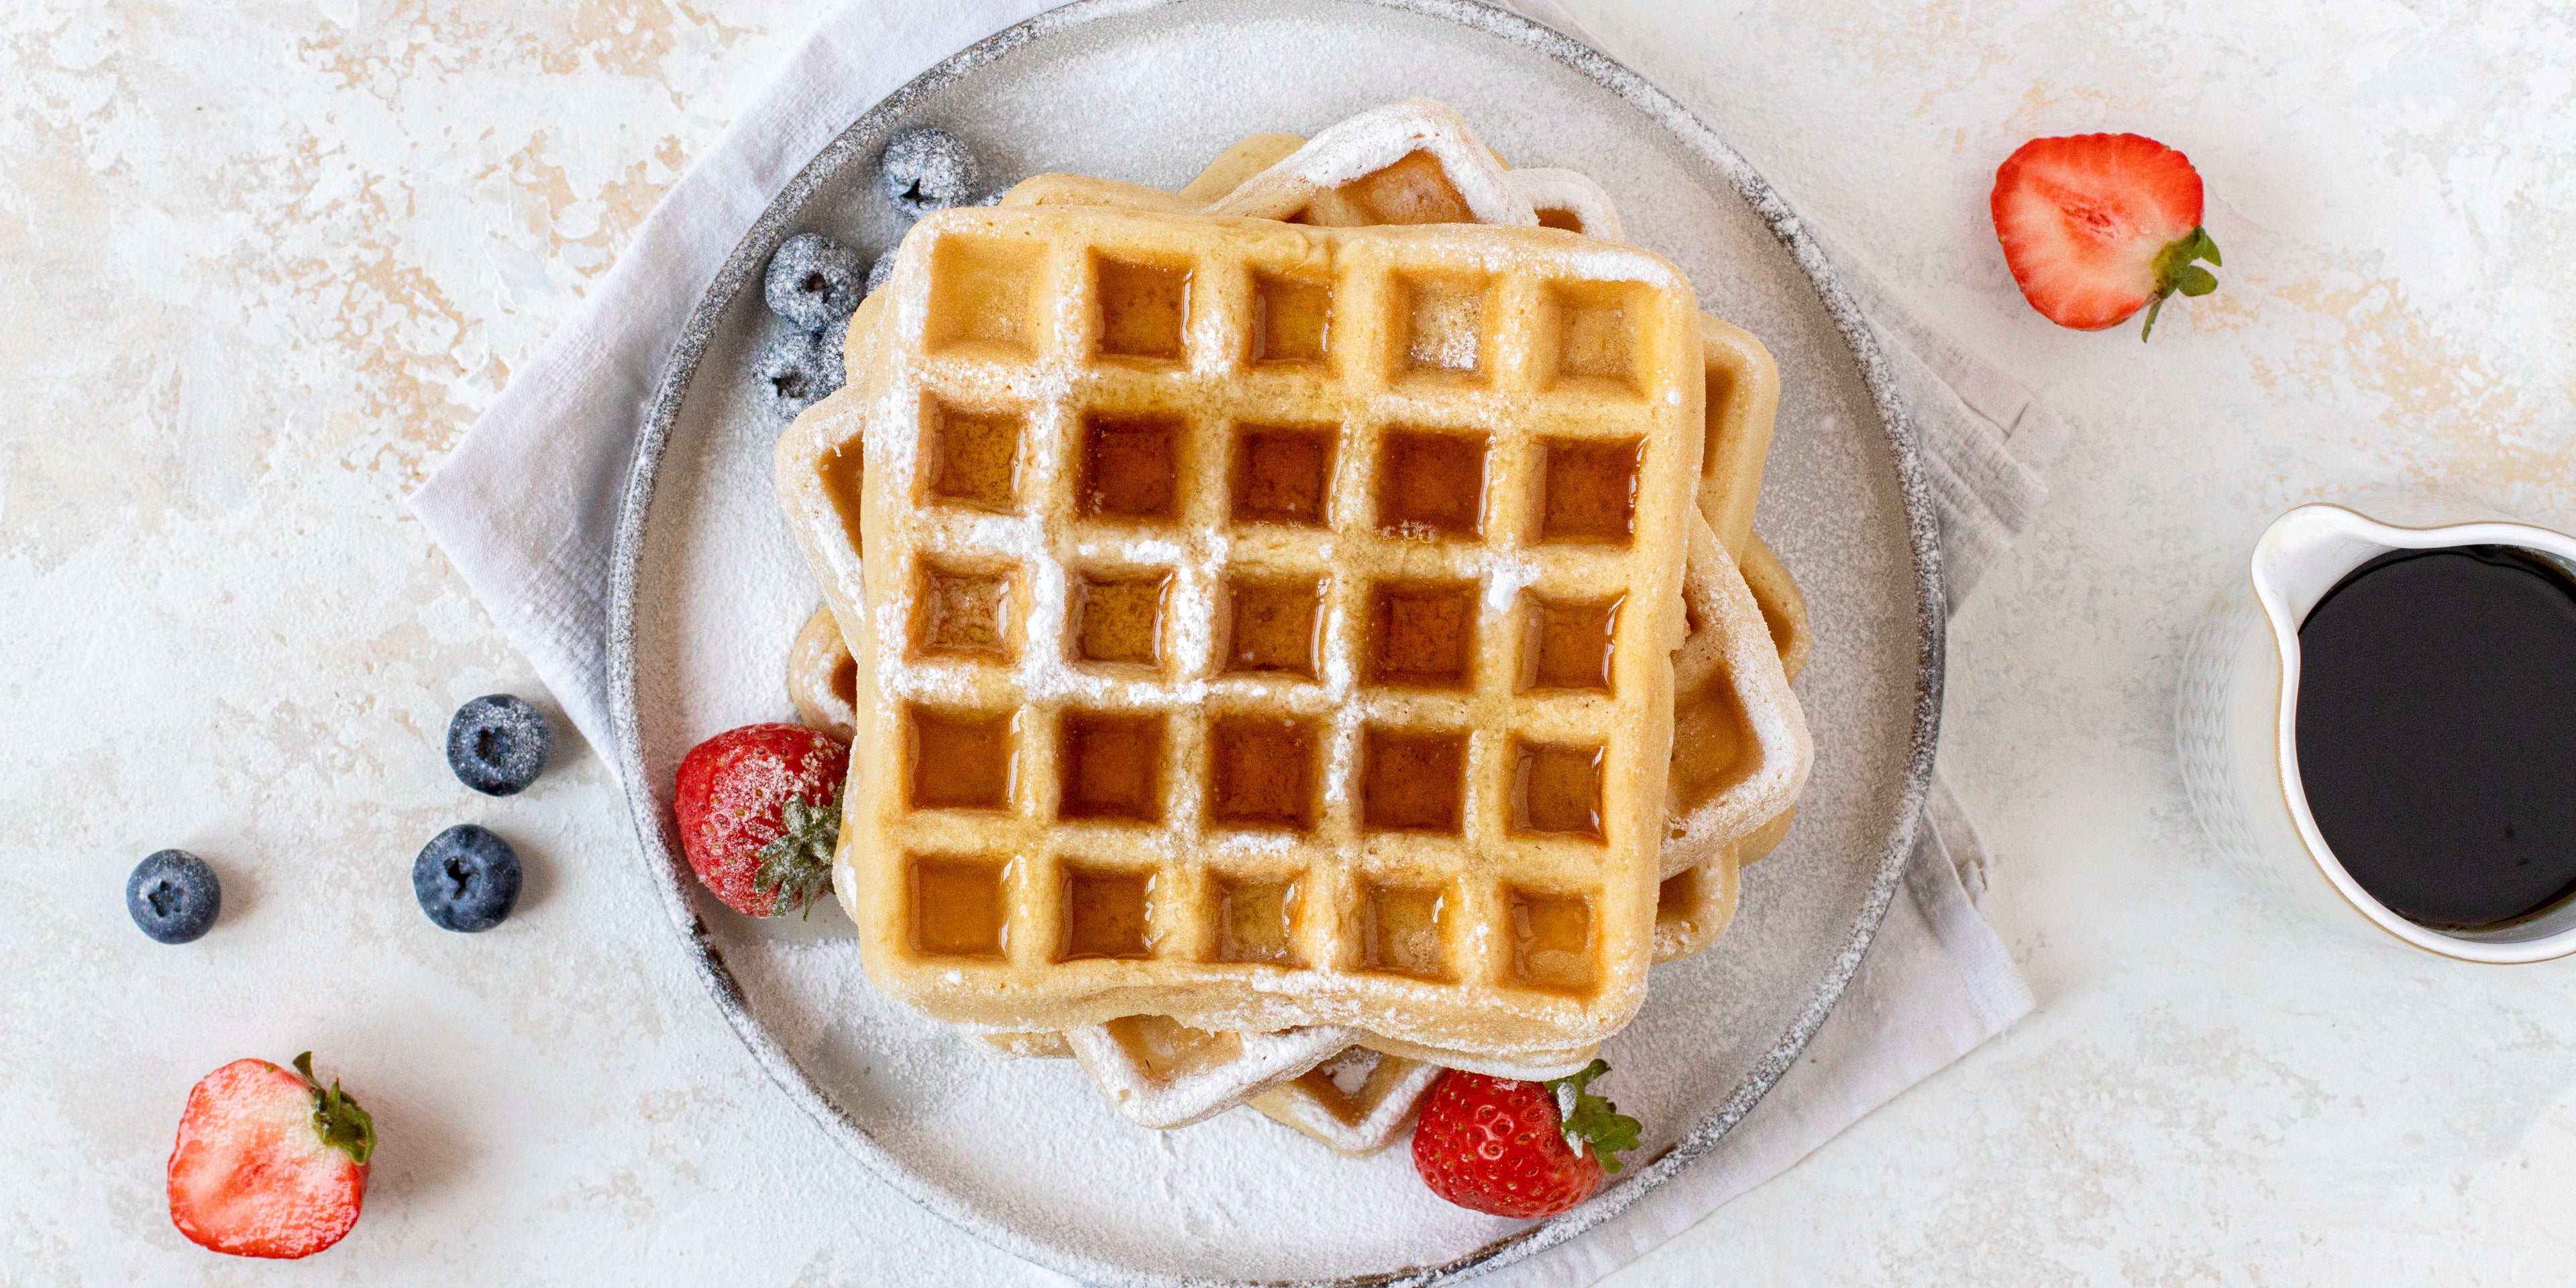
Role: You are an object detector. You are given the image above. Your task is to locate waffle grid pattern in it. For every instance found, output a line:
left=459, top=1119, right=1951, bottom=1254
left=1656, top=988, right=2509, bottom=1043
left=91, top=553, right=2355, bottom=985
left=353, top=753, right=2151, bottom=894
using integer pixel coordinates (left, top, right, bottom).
left=833, top=207, right=1703, bottom=1051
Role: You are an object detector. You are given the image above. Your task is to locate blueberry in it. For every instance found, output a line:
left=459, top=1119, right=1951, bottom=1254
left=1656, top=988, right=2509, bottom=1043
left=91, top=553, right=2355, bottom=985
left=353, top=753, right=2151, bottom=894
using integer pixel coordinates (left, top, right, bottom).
left=127, top=849, right=220, bottom=944
left=864, top=254, right=896, bottom=296
left=755, top=323, right=846, bottom=421
left=763, top=233, right=864, bottom=333
left=413, top=824, right=522, bottom=933
left=878, top=127, right=980, bottom=217
left=447, top=694, right=550, bottom=797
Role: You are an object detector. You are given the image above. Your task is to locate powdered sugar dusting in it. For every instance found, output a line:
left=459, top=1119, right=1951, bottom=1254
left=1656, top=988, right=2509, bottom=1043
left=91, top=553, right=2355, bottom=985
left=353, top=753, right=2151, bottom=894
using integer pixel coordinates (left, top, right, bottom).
left=1511, top=166, right=1627, bottom=242
left=1252, top=99, right=1532, bottom=225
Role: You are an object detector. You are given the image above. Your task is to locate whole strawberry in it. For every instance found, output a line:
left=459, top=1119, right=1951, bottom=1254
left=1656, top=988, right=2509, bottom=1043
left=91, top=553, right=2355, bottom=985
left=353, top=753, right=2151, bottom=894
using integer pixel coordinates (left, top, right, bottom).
left=1990, top=132, right=2221, bottom=340
left=1411, top=1059, right=1642, bottom=1219
left=166, top=1053, right=374, bottom=1259
left=674, top=722, right=851, bottom=916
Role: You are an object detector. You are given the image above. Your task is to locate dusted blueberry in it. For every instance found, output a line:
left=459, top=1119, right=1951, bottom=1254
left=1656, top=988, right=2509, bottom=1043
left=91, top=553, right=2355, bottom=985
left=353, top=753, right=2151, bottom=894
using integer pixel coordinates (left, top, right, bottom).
left=763, top=233, right=865, bottom=333
left=127, top=850, right=221, bottom=944
left=864, top=254, right=896, bottom=296
left=413, top=824, right=522, bottom=933
left=878, top=127, right=980, bottom=217
left=755, top=325, right=845, bottom=421
left=446, top=694, right=550, bottom=796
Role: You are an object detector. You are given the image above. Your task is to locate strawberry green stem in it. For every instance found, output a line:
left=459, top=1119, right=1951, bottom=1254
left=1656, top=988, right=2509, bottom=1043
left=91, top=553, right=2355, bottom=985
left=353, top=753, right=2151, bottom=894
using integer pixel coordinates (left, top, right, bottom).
left=2142, top=226, right=2223, bottom=341
left=293, top=1052, right=376, bottom=1166
left=1544, top=1059, right=1644, bottom=1174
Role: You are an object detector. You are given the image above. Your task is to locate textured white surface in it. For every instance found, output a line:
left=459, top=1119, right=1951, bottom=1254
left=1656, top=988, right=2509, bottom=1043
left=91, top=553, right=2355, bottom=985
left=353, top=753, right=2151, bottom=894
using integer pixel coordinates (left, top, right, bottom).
left=3, top=2, right=2573, bottom=1286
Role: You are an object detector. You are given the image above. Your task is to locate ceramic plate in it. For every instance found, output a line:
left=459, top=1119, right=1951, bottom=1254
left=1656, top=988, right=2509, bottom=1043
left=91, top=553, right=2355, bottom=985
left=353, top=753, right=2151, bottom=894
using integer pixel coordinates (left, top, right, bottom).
left=608, top=1, right=1939, bottom=1283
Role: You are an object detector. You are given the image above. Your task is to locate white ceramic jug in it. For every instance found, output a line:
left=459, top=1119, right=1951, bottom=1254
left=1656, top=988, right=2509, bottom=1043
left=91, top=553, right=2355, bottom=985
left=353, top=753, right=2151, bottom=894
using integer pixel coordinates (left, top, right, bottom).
left=2176, top=496, right=2576, bottom=962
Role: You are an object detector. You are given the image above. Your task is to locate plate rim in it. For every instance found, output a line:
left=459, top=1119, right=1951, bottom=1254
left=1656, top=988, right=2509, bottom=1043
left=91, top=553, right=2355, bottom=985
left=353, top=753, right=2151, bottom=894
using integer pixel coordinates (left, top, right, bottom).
left=604, top=1, right=1946, bottom=1283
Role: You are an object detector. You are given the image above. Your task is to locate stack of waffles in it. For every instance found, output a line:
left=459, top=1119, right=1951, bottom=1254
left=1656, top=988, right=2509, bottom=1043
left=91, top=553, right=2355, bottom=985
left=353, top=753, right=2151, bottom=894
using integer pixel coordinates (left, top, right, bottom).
left=775, top=101, right=1813, bottom=1159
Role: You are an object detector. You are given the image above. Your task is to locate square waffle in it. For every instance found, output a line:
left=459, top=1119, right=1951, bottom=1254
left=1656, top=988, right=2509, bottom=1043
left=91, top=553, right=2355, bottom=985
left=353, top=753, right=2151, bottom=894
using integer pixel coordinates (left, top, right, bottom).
left=780, top=203, right=1708, bottom=1057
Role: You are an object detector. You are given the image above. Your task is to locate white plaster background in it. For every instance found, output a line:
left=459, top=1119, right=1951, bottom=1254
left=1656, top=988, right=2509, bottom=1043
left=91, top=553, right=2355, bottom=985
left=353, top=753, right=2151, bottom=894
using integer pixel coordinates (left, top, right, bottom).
left=3, top=0, right=2573, bottom=1283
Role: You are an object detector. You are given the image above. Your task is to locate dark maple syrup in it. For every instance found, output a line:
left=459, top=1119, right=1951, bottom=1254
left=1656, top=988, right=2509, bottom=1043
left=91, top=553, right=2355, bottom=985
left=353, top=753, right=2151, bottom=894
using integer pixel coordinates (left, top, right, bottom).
left=1518, top=593, right=1620, bottom=693
left=1359, top=729, right=1466, bottom=833
left=1250, top=273, right=1331, bottom=364
left=2295, top=545, right=2576, bottom=929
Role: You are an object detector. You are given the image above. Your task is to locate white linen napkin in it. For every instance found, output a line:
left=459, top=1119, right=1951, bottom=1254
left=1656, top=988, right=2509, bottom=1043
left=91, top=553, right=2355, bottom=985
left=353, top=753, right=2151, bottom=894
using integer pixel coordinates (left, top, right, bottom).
left=409, top=2, right=2047, bottom=1282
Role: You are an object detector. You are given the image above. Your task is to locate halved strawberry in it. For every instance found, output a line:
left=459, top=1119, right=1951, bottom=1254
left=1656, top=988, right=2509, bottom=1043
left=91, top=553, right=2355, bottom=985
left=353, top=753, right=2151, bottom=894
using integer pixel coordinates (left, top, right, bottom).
left=166, top=1053, right=374, bottom=1259
left=1991, top=132, right=2220, bottom=339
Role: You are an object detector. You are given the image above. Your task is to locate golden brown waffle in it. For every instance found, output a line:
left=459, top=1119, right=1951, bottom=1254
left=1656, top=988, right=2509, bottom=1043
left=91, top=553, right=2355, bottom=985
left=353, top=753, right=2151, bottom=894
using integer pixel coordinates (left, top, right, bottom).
left=777, top=204, right=1708, bottom=1057
left=778, top=113, right=1815, bottom=1137
left=1249, top=1045, right=1442, bottom=1157
left=788, top=604, right=859, bottom=741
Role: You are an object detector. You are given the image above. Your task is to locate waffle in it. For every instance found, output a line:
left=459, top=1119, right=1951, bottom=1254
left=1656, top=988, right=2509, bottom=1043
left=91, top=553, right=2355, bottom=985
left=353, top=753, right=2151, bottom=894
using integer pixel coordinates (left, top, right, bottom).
left=1067, top=1016, right=1356, bottom=1128
left=1203, top=99, right=1532, bottom=228
left=788, top=604, right=859, bottom=741
left=1743, top=530, right=1812, bottom=686
left=1734, top=533, right=1811, bottom=866
left=794, top=262, right=1702, bottom=1110
left=1062, top=1014, right=1585, bottom=1130
left=1660, top=495, right=1807, bottom=879
left=1175, top=133, right=1307, bottom=206
left=1513, top=168, right=1625, bottom=241
left=777, top=204, right=1709, bottom=1057
left=979, top=1030, right=1073, bottom=1059
left=1249, top=1045, right=1443, bottom=1157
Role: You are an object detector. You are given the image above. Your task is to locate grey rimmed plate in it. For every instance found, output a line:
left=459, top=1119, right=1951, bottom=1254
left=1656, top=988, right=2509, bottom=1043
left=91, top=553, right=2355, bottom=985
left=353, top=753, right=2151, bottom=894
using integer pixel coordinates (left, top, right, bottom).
left=607, top=1, right=1940, bottom=1283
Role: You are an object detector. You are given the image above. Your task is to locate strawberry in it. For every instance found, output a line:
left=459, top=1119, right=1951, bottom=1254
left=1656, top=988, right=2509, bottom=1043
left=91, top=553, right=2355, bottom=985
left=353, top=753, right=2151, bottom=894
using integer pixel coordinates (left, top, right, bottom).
left=166, top=1053, right=374, bottom=1259
left=673, top=721, right=851, bottom=917
left=1990, top=132, right=2221, bottom=340
left=1411, top=1059, right=1642, bottom=1219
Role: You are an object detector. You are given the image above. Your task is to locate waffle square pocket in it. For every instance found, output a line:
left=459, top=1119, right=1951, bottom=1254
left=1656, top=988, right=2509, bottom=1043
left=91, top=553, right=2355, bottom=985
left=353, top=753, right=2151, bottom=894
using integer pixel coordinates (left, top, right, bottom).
left=782, top=205, right=1708, bottom=1058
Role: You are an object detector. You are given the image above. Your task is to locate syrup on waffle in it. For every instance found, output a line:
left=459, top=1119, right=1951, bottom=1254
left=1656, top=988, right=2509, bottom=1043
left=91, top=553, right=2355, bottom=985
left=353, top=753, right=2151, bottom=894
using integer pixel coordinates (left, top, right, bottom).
left=780, top=204, right=1709, bottom=1057
left=793, top=268, right=1723, bottom=1107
